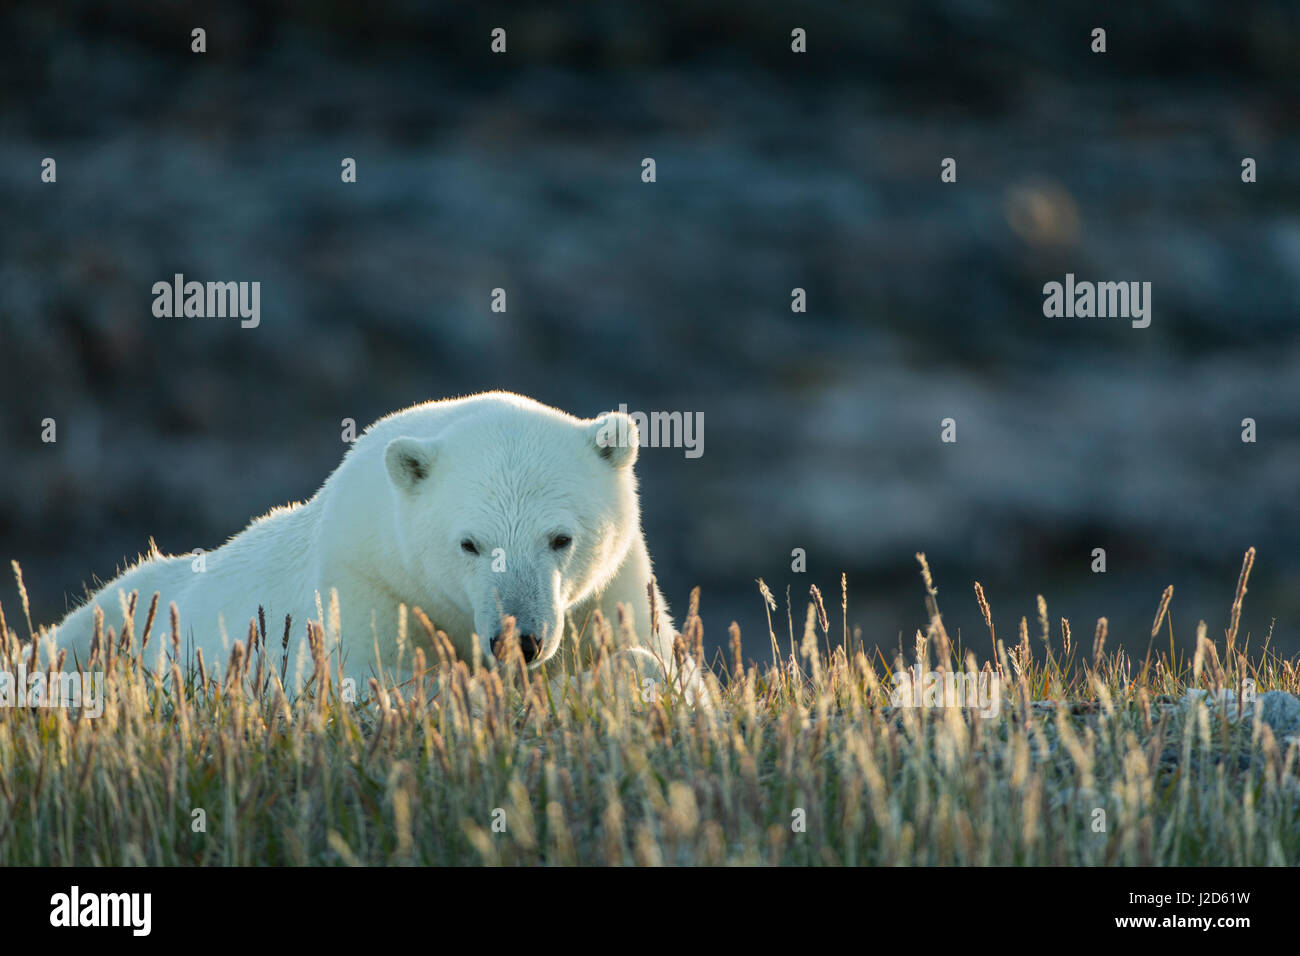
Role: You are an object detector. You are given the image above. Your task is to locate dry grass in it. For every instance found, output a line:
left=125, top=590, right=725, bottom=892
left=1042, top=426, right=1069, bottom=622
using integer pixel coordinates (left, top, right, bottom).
left=0, top=548, right=1296, bottom=865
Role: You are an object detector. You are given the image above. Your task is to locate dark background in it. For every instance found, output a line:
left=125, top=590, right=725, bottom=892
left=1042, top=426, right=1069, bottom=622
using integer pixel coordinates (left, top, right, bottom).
left=3, top=1, right=1298, bottom=668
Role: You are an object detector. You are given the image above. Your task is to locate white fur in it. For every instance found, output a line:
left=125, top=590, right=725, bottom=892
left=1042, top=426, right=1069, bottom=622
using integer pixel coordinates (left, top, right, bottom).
left=47, top=393, right=696, bottom=697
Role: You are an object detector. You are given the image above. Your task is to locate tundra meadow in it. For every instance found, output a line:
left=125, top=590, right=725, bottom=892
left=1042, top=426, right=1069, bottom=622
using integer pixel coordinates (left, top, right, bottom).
left=2, top=548, right=1296, bottom=867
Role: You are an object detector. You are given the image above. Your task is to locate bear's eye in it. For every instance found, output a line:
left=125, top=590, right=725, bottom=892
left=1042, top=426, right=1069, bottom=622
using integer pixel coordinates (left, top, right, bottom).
left=550, top=534, right=573, bottom=551
left=460, top=539, right=479, bottom=555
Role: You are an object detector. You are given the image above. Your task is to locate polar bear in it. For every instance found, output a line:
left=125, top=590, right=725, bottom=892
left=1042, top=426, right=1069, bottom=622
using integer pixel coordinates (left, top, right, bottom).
left=46, top=392, right=700, bottom=700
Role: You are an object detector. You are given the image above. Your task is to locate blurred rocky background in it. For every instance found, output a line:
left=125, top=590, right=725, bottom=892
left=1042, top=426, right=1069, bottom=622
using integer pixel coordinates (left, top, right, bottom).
left=2, top=1, right=1298, bottom=666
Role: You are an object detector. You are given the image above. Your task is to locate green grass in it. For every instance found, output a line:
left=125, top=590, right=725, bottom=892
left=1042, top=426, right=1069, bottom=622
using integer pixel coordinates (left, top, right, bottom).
left=0, top=548, right=1296, bottom=865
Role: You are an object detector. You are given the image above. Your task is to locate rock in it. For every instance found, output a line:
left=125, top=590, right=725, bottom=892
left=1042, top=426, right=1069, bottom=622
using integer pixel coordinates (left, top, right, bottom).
left=1180, top=689, right=1300, bottom=742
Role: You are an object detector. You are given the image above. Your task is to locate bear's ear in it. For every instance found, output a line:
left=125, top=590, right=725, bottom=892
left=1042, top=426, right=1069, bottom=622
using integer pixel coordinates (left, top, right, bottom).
left=587, top=412, right=638, bottom=469
left=384, top=437, right=436, bottom=493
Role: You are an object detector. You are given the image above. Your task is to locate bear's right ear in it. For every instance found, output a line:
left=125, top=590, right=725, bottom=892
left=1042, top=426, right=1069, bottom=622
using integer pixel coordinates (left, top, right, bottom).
left=384, top=437, right=436, bottom=494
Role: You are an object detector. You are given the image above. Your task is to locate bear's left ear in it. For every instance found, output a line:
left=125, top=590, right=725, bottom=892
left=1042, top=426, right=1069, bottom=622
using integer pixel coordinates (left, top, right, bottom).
left=385, top=437, right=437, bottom=494
left=587, top=412, right=638, bottom=469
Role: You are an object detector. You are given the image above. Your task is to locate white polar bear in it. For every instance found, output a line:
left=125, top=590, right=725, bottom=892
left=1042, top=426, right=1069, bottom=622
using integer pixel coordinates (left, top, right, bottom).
left=47, top=392, right=700, bottom=699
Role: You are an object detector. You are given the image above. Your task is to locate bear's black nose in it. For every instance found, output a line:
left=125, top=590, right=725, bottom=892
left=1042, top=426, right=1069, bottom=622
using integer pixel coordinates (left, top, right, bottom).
left=491, top=632, right=540, bottom=664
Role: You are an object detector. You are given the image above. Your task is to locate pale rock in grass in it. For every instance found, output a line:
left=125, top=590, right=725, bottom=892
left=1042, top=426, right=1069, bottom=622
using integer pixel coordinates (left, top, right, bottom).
left=1180, top=688, right=1300, bottom=743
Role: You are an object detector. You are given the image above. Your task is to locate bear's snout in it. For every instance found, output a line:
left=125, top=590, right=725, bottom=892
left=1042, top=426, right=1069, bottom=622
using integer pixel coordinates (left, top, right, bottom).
left=491, top=630, right=541, bottom=664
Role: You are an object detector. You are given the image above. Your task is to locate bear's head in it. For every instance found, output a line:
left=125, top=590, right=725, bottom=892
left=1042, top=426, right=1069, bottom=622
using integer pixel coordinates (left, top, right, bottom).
left=383, top=406, right=641, bottom=668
